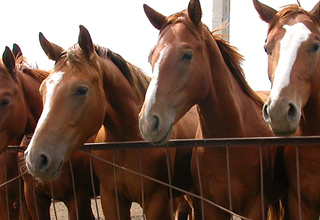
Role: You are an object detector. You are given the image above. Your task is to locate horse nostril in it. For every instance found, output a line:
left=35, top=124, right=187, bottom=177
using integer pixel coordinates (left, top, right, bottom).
left=288, top=103, right=298, bottom=121
left=152, top=115, right=160, bottom=132
left=40, top=154, right=48, bottom=166
left=263, top=104, right=270, bottom=121
left=38, top=153, right=50, bottom=171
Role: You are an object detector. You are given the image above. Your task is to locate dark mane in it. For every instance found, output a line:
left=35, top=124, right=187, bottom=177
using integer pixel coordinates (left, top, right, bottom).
left=161, top=9, right=264, bottom=107
left=268, top=4, right=319, bottom=34
left=212, top=32, right=264, bottom=107
left=94, top=45, right=150, bottom=103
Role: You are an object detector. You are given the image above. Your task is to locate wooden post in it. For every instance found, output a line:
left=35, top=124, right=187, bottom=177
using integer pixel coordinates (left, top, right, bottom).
left=212, top=0, right=230, bottom=41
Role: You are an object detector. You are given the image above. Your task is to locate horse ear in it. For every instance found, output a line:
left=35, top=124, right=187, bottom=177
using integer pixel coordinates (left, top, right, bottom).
left=12, top=43, right=23, bottom=58
left=39, top=32, right=64, bottom=61
left=253, top=0, right=277, bottom=23
left=143, top=4, right=166, bottom=30
left=2, top=46, right=17, bottom=79
left=188, top=0, right=202, bottom=26
left=78, top=25, right=95, bottom=59
left=310, top=1, right=320, bottom=24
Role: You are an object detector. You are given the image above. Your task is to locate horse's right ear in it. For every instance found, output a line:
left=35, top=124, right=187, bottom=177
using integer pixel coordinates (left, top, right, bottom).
left=143, top=4, right=166, bottom=30
left=2, top=46, right=17, bottom=79
left=253, top=0, right=277, bottom=23
left=39, top=32, right=64, bottom=61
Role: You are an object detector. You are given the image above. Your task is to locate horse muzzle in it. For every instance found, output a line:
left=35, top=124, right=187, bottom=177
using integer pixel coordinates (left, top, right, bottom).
left=263, top=99, right=301, bottom=136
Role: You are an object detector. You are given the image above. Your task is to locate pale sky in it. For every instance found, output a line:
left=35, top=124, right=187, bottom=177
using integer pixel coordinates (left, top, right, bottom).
left=0, top=0, right=318, bottom=91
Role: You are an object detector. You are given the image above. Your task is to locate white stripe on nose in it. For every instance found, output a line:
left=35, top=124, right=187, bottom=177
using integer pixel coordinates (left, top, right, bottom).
left=270, top=23, right=311, bottom=101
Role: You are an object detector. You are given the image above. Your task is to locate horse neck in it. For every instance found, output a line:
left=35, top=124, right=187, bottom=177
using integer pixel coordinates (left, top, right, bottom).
left=17, top=71, right=43, bottom=135
left=198, top=31, right=268, bottom=138
left=101, top=62, right=143, bottom=142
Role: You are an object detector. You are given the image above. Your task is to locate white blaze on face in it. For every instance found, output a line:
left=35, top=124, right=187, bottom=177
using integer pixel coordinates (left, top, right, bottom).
left=29, top=71, right=65, bottom=143
left=270, top=23, right=311, bottom=101
left=144, top=45, right=168, bottom=114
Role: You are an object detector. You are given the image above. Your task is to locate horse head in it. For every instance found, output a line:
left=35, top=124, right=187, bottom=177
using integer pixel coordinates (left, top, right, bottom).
left=139, top=0, right=212, bottom=144
left=254, top=0, right=320, bottom=135
left=25, top=26, right=107, bottom=180
left=0, top=47, right=29, bottom=153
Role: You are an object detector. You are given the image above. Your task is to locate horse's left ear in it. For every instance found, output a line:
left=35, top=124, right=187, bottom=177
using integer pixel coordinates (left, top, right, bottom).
left=310, top=1, right=320, bottom=24
left=78, top=25, right=95, bottom=60
left=2, top=46, right=17, bottom=79
left=143, top=4, right=166, bottom=30
left=253, top=0, right=277, bottom=23
left=12, top=43, right=23, bottom=58
left=188, top=0, right=202, bottom=26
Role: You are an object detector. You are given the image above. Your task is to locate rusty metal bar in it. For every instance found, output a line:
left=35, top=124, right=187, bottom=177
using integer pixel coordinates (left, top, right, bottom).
left=295, top=145, right=302, bottom=220
left=5, top=136, right=320, bottom=152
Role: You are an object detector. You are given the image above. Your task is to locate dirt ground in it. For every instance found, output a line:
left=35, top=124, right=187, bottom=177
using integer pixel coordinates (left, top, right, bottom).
left=50, top=199, right=144, bottom=219
left=49, top=200, right=242, bottom=220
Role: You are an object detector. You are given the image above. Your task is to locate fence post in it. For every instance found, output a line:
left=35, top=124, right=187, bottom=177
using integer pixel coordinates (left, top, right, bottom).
left=212, top=0, right=230, bottom=41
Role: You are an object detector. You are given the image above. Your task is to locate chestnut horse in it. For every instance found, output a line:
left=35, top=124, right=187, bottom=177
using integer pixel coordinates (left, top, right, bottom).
left=254, top=1, right=320, bottom=219
left=0, top=44, right=47, bottom=220
left=24, top=25, right=199, bottom=219
left=139, top=0, right=288, bottom=219
left=0, top=44, right=99, bottom=220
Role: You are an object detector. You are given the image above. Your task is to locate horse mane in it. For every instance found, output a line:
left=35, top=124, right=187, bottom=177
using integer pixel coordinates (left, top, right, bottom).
left=268, top=4, right=320, bottom=34
left=94, top=45, right=150, bottom=103
left=0, top=57, right=49, bottom=82
left=163, top=9, right=264, bottom=107
left=15, top=56, right=49, bottom=81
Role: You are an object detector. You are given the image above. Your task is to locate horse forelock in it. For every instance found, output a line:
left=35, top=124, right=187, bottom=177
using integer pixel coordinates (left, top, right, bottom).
left=53, top=44, right=97, bottom=77
left=268, top=4, right=319, bottom=34
left=163, top=10, right=205, bottom=44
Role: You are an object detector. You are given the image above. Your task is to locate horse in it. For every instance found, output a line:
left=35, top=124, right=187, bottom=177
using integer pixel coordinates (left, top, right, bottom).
left=16, top=58, right=100, bottom=220
left=138, top=0, right=288, bottom=219
left=0, top=44, right=99, bottom=220
left=253, top=1, right=320, bottom=219
left=24, top=25, right=199, bottom=219
left=0, top=44, right=46, bottom=220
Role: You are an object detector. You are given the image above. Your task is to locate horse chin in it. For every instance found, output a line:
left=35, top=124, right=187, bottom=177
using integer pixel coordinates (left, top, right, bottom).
left=152, top=123, right=174, bottom=145
left=270, top=126, right=298, bottom=137
left=26, top=159, right=64, bottom=182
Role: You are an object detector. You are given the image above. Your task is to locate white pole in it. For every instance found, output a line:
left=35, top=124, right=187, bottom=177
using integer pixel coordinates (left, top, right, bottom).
left=212, top=0, right=230, bottom=41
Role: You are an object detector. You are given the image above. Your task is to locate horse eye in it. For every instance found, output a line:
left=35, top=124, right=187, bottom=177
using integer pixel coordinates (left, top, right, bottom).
left=311, top=44, right=320, bottom=52
left=0, top=98, right=11, bottom=107
left=76, top=87, right=89, bottom=96
left=182, top=51, right=194, bottom=61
